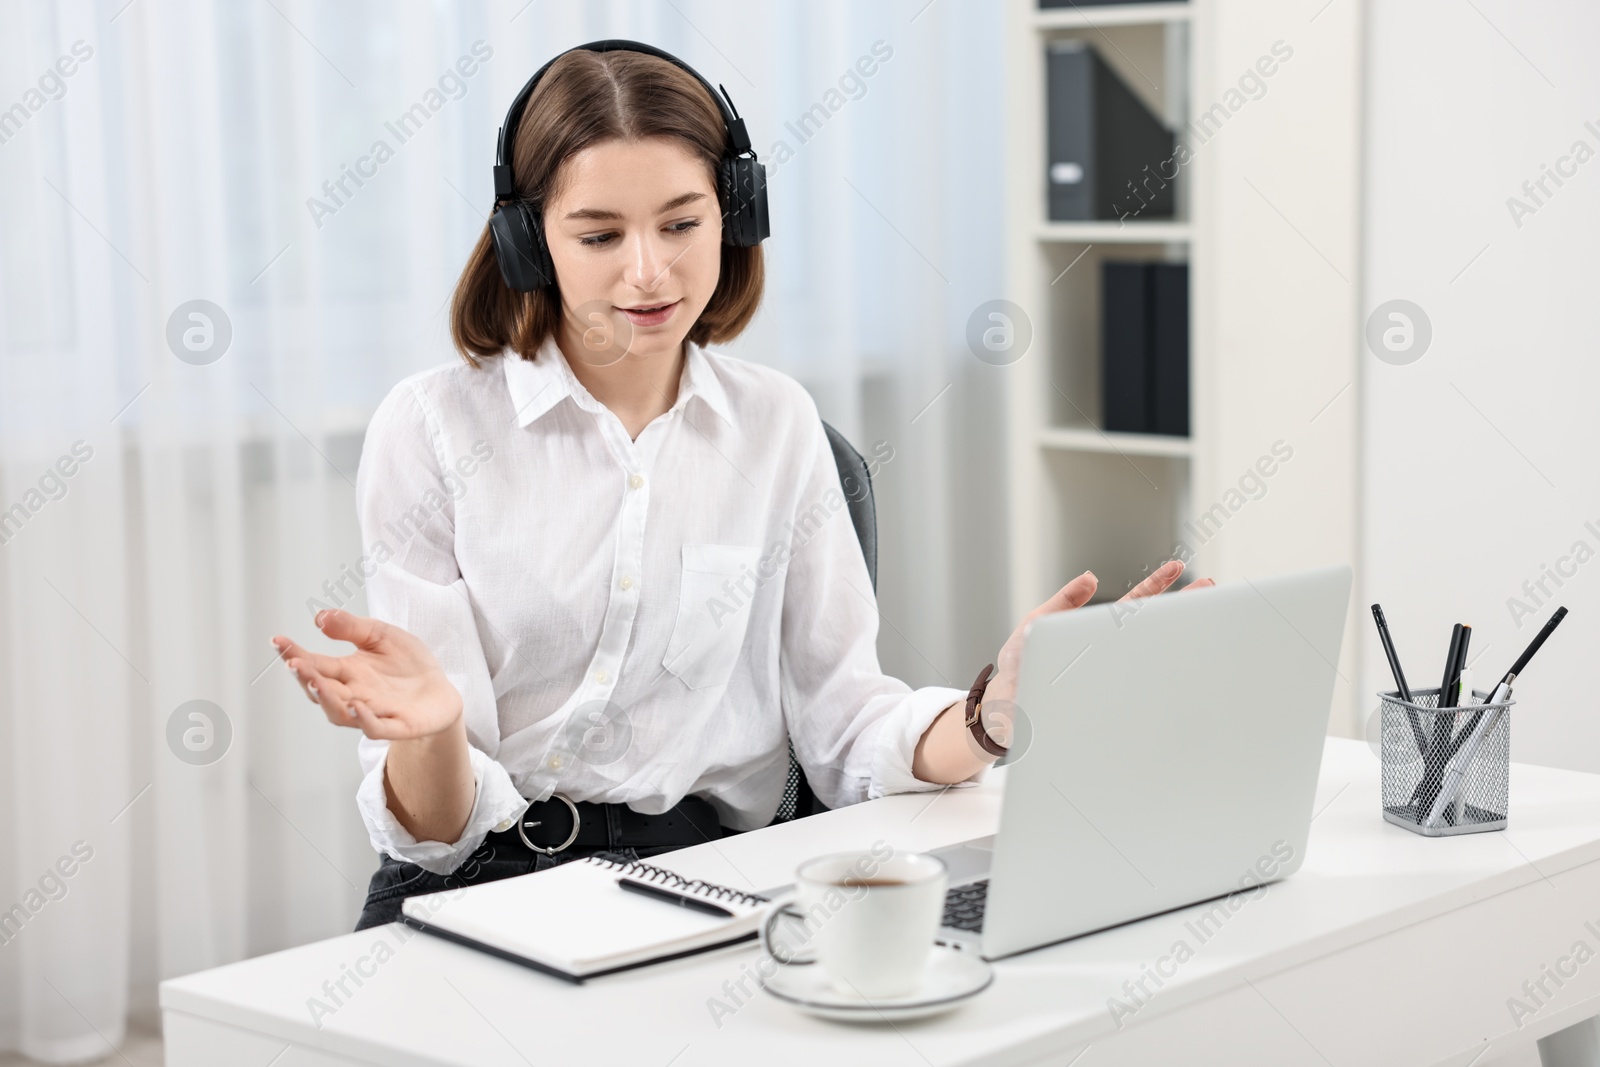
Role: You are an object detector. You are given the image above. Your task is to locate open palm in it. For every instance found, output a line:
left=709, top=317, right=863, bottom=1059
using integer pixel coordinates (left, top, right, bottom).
left=985, top=560, right=1214, bottom=715
left=270, top=609, right=462, bottom=741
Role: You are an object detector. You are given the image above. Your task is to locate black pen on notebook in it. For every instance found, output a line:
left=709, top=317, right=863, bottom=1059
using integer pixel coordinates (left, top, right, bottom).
left=617, top=876, right=736, bottom=918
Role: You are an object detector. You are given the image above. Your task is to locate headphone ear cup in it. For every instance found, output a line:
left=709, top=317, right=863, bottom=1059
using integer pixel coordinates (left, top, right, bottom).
left=489, top=200, right=555, bottom=291
left=718, top=157, right=770, bottom=247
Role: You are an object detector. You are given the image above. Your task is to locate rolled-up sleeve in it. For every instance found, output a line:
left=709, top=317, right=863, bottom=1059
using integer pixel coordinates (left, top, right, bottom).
left=778, top=403, right=990, bottom=810
left=353, top=379, right=526, bottom=875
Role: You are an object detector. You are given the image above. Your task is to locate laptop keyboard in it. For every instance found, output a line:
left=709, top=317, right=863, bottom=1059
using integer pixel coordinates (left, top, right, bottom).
left=941, top=879, right=989, bottom=932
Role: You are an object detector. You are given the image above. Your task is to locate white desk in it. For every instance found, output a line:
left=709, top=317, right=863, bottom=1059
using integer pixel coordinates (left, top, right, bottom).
left=162, top=739, right=1600, bottom=1066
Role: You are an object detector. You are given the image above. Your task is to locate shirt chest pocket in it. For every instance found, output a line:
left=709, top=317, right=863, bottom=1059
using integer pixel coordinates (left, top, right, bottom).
left=662, top=543, right=762, bottom=690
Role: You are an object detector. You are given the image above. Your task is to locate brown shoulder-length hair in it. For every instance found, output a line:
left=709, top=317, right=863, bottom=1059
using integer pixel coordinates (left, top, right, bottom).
left=451, top=49, right=765, bottom=367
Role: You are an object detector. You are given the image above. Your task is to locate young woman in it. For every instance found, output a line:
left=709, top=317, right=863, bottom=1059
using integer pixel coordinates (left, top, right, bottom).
left=269, top=42, right=1206, bottom=931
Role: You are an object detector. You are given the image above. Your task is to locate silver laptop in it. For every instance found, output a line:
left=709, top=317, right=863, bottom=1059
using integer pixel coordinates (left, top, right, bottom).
left=929, top=565, right=1352, bottom=960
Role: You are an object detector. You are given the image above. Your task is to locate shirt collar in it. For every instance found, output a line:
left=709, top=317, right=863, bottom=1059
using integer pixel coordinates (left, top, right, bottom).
left=503, top=335, right=733, bottom=430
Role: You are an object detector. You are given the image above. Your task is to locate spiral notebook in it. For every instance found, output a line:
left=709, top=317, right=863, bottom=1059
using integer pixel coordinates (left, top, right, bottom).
left=398, top=856, right=771, bottom=983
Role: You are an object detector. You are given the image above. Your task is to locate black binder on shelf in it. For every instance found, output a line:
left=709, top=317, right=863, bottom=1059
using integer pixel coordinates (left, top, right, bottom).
left=1150, top=262, right=1189, bottom=436
left=1101, top=261, right=1189, bottom=436
left=1047, top=41, right=1176, bottom=221
left=1102, top=262, right=1152, bottom=433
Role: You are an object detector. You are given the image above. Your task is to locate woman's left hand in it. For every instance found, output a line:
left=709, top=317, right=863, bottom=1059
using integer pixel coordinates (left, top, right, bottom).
left=979, top=560, right=1215, bottom=740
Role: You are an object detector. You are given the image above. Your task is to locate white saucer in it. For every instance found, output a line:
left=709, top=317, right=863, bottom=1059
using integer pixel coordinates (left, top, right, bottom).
left=760, top=945, right=993, bottom=1022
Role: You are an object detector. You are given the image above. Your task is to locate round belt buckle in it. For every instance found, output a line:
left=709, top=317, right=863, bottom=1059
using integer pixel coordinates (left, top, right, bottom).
left=517, top=792, right=581, bottom=855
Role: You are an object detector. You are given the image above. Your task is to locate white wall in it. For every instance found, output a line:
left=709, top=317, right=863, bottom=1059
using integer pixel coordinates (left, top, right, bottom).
left=1363, top=1, right=1600, bottom=772
left=1192, top=0, right=1365, bottom=734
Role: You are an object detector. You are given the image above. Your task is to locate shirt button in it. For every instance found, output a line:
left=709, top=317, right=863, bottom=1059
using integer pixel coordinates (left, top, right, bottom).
left=493, top=818, right=513, bottom=832
left=629, top=474, right=644, bottom=490
left=594, top=670, right=610, bottom=685
left=547, top=755, right=563, bottom=770
left=618, top=576, right=633, bottom=591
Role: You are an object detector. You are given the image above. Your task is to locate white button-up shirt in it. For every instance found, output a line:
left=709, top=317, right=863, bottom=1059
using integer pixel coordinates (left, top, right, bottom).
left=352, top=335, right=984, bottom=874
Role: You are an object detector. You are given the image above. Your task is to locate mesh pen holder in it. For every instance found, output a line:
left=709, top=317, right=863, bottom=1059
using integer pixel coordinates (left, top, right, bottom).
left=1379, top=687, right=1512, bottom=837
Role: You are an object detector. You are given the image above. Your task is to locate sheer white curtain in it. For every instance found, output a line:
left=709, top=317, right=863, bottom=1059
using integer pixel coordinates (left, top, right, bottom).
left=0, top=0, right=1004, bottom=1057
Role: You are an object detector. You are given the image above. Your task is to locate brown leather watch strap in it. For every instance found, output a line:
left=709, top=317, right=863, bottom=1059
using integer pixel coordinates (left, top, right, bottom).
left=963, top=662, right=1007, bottom=758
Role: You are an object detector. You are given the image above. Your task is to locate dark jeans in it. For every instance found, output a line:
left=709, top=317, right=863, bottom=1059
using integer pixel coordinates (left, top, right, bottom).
left=355, top=827, right=736, bottom=931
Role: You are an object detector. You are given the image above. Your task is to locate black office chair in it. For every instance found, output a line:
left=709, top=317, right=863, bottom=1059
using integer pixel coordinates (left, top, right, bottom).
left=768, top=421, right=878, bottom=824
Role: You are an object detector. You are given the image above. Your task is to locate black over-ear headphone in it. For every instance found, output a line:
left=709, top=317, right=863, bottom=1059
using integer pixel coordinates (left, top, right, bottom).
left=487, top=39, right=771, bottom=293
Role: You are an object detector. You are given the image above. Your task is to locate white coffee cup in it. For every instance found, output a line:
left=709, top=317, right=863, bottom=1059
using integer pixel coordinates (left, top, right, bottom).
left=759, top=848, right=948, bottom=999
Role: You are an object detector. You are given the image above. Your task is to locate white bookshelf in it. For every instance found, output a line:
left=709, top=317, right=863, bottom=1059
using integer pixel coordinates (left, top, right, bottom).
left=1039, top=426, right=1194, bottom=459
left=1003, top=0, right=1200, bottom=609
left=1033, top=3, right=1192, bottom=31
left=1001, top=0, right=1366, bottom=729
left=1038, top=221, right=1192, bottom=243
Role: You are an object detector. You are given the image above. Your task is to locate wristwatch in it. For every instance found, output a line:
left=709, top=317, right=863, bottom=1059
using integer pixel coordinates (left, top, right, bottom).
left=963, top=662, right=1008, bottom=758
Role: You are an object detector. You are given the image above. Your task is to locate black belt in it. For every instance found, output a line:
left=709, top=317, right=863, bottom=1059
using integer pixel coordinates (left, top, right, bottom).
left=493, top=792, right=727, bottom=855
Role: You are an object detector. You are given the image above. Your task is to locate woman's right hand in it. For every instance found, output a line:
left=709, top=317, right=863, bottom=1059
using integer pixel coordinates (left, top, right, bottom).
left=270, top=609, right=463, bottom=741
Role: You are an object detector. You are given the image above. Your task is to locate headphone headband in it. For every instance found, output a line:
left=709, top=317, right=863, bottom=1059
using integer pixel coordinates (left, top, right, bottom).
left=486, top=38, right=769, bottom=292
left=493, top=38, right=755, bottom=201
